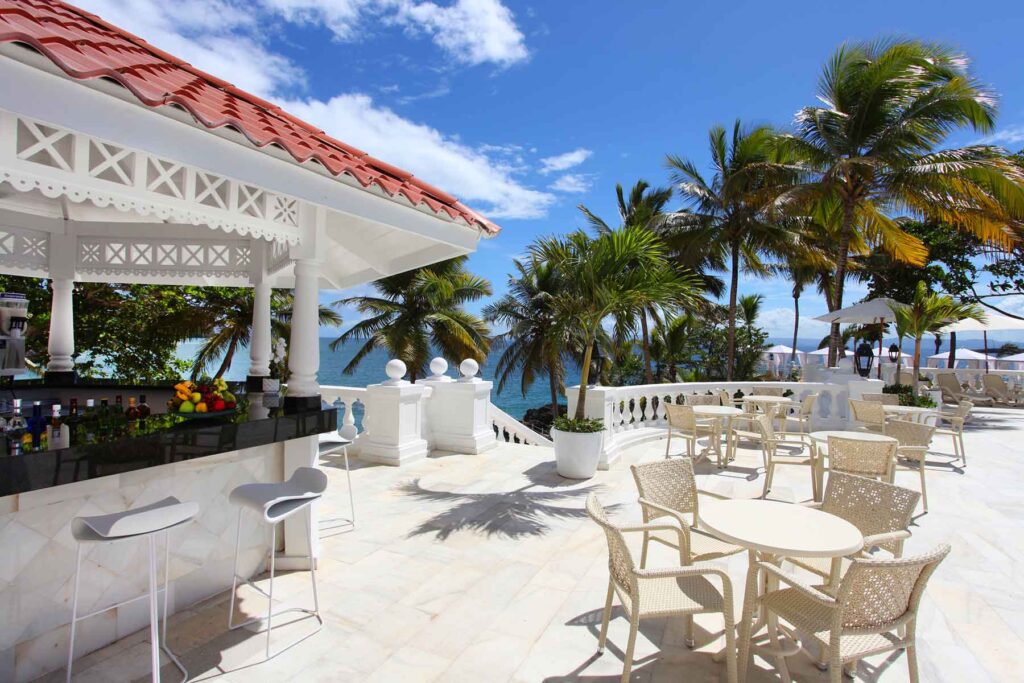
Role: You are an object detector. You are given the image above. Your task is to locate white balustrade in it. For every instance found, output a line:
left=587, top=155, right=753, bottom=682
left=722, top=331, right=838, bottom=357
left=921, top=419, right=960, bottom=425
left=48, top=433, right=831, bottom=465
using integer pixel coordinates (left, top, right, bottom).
left=490, top=403, right=553, bottom=446
left=568, top=379, right=855, bottom=470
left=319, top=385, right=368, bottom=441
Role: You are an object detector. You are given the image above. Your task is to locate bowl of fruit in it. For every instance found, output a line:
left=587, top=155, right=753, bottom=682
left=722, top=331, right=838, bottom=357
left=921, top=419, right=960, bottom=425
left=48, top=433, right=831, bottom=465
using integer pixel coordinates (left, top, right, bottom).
left=168, top=377, right=238, bottom=416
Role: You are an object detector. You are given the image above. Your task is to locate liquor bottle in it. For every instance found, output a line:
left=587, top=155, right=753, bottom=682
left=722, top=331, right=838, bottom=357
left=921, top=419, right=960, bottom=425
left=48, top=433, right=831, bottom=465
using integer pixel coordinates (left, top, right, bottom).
left=137, top=395, right=151, bottom=421
left=29, top=401, right=45, bottom=451
left=5, top=399, right=27, bottom=454
left=125, top=397, right=140, bottom=421
left=84, top=398, right=95, bottom=420
left=69, top=398, right=79, bottom=418
left=48, top=404, right=69, bottom=449
left=114, top=395, right=124, bottom=416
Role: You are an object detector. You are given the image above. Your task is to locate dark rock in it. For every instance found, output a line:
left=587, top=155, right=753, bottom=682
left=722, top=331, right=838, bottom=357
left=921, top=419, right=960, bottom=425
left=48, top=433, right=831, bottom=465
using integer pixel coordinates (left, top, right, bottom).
left=521, top=403, right=567, bottom=437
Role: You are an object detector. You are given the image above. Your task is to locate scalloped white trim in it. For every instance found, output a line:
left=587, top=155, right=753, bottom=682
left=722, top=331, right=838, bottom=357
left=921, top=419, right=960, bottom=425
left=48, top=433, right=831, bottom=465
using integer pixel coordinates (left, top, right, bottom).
left=0, top=169, right=300, bottom=245
left=77, top=266, right=249, bottom=279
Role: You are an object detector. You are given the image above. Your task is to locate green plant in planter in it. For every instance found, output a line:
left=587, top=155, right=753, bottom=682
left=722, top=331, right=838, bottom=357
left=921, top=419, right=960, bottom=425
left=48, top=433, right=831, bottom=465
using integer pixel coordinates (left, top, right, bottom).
left=532, top=224, right=700, bottom=421
left=553, top=417, right=605, bottom=433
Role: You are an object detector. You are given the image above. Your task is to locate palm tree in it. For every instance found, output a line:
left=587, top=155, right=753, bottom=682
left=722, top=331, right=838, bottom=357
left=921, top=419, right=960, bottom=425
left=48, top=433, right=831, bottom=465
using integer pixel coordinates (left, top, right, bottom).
left=665, top=120, right=796, bottom=380
left=483, top=257, right=572, bottom=418
left=331, top=257, right=491, bottom=381
left=651, top=312, right=696, bottom=381
left=890, top=281, right=985, bottom=393
left=191, top=289, right=342, bottom=379
left=579, top=180, right=677, bottom=384
left=778, top=224, right=837, bottom=366
left=778, top=39, right=1024, bottom=365
left=532, top=224, right=699, bottom=421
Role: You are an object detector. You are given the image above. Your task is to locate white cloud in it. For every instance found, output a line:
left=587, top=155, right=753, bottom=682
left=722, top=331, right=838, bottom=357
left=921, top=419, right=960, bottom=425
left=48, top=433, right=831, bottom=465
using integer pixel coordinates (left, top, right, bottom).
left=978, top=124, right=1024, bottom=147
left=757, top=307, right=833, bottom=339
left=538, top=148, right=592, bottom=174
left=549, top=173, right=592, bottom=193
left=284, top=94, right=554, bottom=218
left=259, top=0, right=528, bottom=67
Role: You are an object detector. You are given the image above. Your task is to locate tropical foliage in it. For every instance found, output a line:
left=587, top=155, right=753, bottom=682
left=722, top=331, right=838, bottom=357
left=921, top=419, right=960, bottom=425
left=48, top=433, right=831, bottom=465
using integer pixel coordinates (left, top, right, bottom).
left=331, top=256, right=492, bottom=381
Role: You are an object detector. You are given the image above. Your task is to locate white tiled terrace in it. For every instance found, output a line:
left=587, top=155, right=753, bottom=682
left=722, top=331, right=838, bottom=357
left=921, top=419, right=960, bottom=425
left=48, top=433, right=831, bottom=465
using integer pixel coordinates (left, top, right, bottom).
left=45, top=407, right=1024, bottom=683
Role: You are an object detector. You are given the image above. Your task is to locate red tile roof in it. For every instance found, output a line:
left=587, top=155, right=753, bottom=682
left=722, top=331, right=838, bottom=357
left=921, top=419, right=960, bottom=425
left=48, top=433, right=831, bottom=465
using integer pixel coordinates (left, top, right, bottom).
left=0, top=0, right=500, bottom=234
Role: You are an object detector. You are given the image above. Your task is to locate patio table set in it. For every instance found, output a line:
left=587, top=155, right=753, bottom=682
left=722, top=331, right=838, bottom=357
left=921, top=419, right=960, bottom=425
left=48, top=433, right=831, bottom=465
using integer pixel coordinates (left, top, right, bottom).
left=589, top=399, right=952, bottom=683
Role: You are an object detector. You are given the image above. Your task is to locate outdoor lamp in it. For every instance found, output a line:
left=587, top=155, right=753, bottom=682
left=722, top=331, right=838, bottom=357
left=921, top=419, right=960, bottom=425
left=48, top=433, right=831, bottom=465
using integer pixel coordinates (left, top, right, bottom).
left=888, top=343, right=900, bottom=363
left=855, top=340, right=875, bottom=378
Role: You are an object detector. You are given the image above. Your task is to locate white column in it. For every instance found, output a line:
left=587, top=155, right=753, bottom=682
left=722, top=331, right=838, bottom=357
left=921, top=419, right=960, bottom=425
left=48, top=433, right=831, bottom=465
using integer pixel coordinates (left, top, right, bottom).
left=248, top=279, right=271, bottom=377
left=421, top=358, right=497, bottom=454
left=47, top=278, right=75, bottom=373
left=286, top=258, right=320, bottom=398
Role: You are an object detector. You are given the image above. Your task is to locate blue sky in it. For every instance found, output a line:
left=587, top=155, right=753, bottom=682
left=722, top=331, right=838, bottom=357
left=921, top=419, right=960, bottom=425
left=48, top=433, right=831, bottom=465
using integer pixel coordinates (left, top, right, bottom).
left=80, top=0, right=1024, bottom=341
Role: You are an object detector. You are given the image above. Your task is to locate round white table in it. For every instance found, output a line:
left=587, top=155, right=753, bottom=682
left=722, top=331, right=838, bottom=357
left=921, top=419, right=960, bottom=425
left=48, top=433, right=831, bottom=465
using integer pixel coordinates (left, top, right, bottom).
left=693, top=406, right=743, bottom=466
left=882, top=405, right=940, bottom=422
left=700, top=499, right=863, bottom=683
left=808, top=430, right=895, bottom=443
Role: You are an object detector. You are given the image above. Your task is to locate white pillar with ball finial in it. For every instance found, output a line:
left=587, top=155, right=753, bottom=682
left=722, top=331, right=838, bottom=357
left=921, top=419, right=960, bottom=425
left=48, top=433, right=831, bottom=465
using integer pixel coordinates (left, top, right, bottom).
left=357, top=359, right=431, bottom=466
left=422, top=357, right=496, bottom=454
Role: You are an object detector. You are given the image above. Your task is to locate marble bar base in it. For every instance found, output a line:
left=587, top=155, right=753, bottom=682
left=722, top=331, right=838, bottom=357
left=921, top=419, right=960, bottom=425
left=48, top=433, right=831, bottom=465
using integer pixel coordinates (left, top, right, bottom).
left=0, top=443, right=287, bottom=683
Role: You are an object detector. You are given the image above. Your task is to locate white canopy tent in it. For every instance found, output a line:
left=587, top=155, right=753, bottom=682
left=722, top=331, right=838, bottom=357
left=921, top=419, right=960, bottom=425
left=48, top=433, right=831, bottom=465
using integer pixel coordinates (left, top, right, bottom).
left=927, top=348, right=998, bottom=369
left=940, top=313, right=1024, bottom=372
left=814, top=298, right=907, bottom=377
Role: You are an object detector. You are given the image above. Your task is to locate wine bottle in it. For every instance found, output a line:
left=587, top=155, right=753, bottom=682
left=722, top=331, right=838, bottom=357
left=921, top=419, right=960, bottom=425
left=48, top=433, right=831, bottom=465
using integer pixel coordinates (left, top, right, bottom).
left=137, top=395, right=151, bottom=420
left=126, top=397, right=140, bottom=421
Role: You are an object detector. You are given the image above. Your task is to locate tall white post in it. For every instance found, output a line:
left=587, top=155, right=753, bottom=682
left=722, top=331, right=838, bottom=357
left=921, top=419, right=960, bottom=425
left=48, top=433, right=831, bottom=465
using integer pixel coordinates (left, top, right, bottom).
left=248, top=279, right=272, bottom=378
left=285, top=258, right=321, bottom=406
left=46, top=278, right=75, bottom=376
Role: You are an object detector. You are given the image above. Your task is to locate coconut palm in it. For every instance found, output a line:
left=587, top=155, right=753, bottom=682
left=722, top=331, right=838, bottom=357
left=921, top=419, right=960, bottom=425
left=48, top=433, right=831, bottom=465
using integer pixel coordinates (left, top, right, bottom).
left=890, top=281, right=985, bottom=393
left=330, top=257, right=492, bottom=381
left=777, top=222, right=837, bottom=365
left=532, top=225, right=700, bottom=420
left=778, top=39, right=1024, bottom=365
left=651, top=312, right=696, bottom=381
left=579, top=180, right=678, bottom=384
left=191, top=289, right=342, bottom=379
left=483, top=257, right=573, bottom=418
left=665, top=120, right=796, bottom=380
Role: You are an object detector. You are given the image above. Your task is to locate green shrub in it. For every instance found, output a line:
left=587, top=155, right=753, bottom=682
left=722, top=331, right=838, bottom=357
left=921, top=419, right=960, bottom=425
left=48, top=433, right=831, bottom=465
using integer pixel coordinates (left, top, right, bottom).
left=552, top=417, right=605, bottom=433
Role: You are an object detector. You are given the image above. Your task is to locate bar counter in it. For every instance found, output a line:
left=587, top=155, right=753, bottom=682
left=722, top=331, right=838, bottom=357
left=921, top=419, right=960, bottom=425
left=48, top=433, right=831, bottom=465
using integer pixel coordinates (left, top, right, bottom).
left=0, top=397, right=337, bottom=496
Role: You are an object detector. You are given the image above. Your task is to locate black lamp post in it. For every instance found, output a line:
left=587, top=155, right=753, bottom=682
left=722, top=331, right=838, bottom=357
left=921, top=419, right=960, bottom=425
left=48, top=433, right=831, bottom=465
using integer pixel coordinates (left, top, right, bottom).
left=888, top=343, right=900, bottom=363
left=855, top=340, right=875, bottom=378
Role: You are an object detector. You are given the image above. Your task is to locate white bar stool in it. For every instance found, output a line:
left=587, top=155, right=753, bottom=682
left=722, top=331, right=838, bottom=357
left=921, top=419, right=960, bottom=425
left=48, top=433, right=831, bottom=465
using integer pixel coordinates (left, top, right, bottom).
left=318, top=432, right=355, bottom=528
left=67, top=496, right=199, bottom=683
left=227, top=466, right=328, bottom=657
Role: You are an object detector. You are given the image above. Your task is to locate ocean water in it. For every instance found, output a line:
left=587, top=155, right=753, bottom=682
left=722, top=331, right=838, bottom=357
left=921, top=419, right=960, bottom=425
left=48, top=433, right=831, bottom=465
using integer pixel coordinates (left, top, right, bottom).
left=176, top=339, right=561, bottom=419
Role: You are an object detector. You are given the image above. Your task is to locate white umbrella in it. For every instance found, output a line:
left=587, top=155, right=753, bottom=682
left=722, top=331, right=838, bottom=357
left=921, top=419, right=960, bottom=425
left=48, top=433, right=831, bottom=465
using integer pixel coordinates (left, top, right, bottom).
left=814, top=298, right=907, bottom=377
left=939, top=313, right=1024, bottom=372
left=927, top=348, right=997, bottom=368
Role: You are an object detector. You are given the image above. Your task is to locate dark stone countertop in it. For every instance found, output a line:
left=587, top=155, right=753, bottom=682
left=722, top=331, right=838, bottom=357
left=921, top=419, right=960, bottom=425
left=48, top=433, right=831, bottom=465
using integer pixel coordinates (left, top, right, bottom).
left=0, top=399, right=338, bottom=496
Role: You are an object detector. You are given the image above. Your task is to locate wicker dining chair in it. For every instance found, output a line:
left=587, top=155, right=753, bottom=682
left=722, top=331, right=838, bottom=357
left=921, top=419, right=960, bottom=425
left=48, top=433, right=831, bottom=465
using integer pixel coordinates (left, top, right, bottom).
left=827, top=435, right=898, bottom=484
left=925, top=400, right=971, bottom=466
left=717, top=389, right=735, bottom=407
left=885, top=419, right=936, bottom=512
left=684, top=393, right=719, bottom=406
left=663, top=403, right=717, bottom=460
left=757, top=544, right=951, bottom=683
left=861, top=392, right=899, bottom=406
left=786, top=473, right=921, bottom=587
left=783, top=393, right=818, bottom=434
left=630, top=458, right=743, bottom=569
left=586, top=494, right=738, bottom=683
left=848, top=399, right=888, bottom=432
left=935, top=372, right=993, bottom=407
left=754, top=413, right=818, bottom=500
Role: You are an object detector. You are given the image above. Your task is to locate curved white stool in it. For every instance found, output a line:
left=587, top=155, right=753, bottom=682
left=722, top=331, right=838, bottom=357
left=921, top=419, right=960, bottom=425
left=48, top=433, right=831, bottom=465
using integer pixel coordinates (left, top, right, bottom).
left=227, top=466, right=328, bottom=658
left=67, top=496, right=199, bottom=683
left=318, top=432, right=355, bottom=528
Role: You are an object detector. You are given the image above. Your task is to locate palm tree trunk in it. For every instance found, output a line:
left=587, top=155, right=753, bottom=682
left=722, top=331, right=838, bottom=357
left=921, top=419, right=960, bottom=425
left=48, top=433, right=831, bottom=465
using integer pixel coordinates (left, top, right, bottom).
left=214, top=337, right=238, bottom=379
left=948, top=331, right=957, bottom=368
left=574, top=333, right=597, bottom=421
left=640, top=312, right=653, bottom=384
left=549, top=364, right=560, bottom=419
left=829, top=203, right=855, bottom=366
left=726, top=240, right=740, bottom=381
left=895, top=336, right=903, bottom=382
left=791, top=293, right=800, bottom=366
left=912, top=336, right=922, bottom=394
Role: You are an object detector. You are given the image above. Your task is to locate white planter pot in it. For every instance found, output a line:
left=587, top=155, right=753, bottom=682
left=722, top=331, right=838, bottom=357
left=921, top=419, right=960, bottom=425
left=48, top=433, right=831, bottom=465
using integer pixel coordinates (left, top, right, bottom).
left=551, top=428, right=604, bottom=479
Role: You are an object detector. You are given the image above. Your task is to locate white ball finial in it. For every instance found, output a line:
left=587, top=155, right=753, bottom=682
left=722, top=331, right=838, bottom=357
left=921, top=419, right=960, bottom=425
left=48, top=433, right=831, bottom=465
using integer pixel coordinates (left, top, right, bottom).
left=385, top=359, right=407, bottom=382
left=429, top=357, right=448, bottom=376
left=459, top=358, right=479, bottom=379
